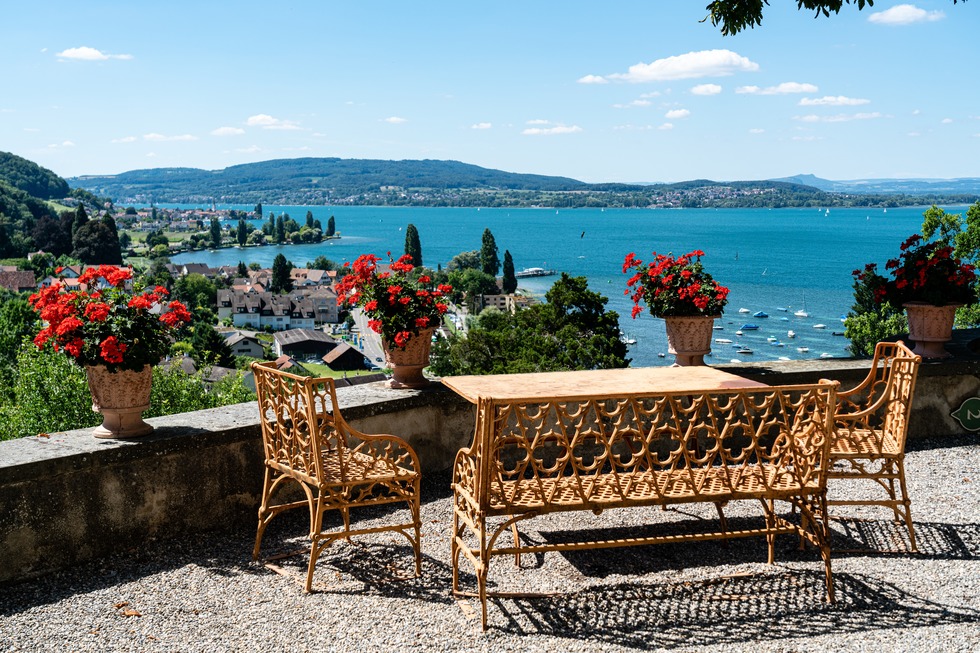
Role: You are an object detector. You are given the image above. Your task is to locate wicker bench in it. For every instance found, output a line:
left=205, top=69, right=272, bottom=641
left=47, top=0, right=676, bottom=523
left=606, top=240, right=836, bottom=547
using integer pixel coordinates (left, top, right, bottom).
left=450, top=381, right=838, bottom=629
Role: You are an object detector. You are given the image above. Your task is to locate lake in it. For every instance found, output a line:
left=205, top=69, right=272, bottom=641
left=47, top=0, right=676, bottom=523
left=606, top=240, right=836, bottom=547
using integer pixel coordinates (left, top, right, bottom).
left=171, top=204, right=947, bottom=367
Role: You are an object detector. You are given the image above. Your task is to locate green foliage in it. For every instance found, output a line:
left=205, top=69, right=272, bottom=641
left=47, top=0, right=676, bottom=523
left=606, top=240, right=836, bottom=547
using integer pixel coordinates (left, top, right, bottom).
left=0, top=151, right=70, bottom=199
left=447, top=268, right=498, bottom=311
left=480, top=228, right=500, bottom=276
left=844, top=310, right=908, bottom=357
left=707, top=0, right=878, bottom=36
left=502, top=250, right=517, bottom=294
left=0, top=293, right=39, bottom=402
left=237, top=217, right=248, bottom=246
left=447, top=250, right=480, bottom=272
left=72, top=215, right=122, bottom=264
left=404, top=223, right=423, bottom=267
left=189, top=321, right=235, bottom=368
left=173, top=273, right=217, bottom=311
left=210, top=217, right=222, bottom=248
left=2, top=344, right=96, bottom=440
left=430, top=273, right=628, bottom=376
left=307, top=255, right=341, bottom=271
left=326, top=215, right=336, bottom=237
left=270, top=253, right=293, bottom=293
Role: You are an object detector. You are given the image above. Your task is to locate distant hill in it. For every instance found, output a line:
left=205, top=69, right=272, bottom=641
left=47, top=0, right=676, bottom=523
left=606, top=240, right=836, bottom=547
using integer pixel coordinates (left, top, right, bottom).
left=0, top=151, right=70, bottom=200
left=772, top=173, right=980, bottom=196
left=70, top=157, right=594, bottom=204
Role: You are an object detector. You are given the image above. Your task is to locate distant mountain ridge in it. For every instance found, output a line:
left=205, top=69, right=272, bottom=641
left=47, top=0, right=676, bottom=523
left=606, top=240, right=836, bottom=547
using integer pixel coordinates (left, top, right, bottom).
left=65, top=156, right=980, bottom=207
left=771, top=173, right=980, bottom=196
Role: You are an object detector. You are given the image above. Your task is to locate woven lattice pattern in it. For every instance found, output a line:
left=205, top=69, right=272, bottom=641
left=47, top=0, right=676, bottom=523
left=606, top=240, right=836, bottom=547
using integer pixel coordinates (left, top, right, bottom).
left=827, top=341, right=921, bottom=551
left=251, top=361, right=422, bottom=591
left=452, top=381, right=838, bottom=629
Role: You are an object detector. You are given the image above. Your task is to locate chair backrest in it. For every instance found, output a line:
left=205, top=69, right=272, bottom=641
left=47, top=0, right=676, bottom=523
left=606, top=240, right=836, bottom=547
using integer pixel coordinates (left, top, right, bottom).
left=474, top=382, right=838, bottom=509
left=838, top=340, right=920, bottom=453
left=251, top=361, right=343, bottom=483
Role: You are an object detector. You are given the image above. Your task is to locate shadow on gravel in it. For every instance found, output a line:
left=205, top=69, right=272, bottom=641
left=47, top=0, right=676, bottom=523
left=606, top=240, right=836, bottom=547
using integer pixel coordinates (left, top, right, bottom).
left=490, top=570, right=980, bottom=648
left=829, top=518, right=979, bottom=558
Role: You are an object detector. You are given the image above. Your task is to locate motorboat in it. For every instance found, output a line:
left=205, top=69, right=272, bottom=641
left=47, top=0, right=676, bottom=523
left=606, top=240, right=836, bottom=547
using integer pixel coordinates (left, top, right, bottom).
left=832, top=331, right=845, bottom=336
left=787, top=330, right=796, bottom=338
left=820, top=353, right=834, bottom=358
left=715, top=338, right=733, bottom=344
left=735, top=330, right=744, bottom=336
left=813, top=324, right=826, bottom=329
left=766, top=335, right=778, bottom=342
left=736, top=347, right=753, bottom=355
left=777, top=356, right=791, bottom=361
left=753, top=311, right=769, bottom=318
left=740, top=324, right=760, bottom=330
left=776, top=307, right=788, bottom=312
left=713, top=325, right=724, bottom=330
left=797, top=346, right=809, bottom=353
left=738, top=308, right=751, bottom=313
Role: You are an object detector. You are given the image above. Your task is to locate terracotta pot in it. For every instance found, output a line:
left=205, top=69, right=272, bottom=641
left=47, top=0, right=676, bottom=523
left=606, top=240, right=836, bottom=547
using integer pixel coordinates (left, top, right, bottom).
left=903, top=302, right=959, bottom=359
left=663, top=315, right=718, bottom=366
left=85, top=364, right=154, bottom=439
left=383, top=329, right=434, bottom=389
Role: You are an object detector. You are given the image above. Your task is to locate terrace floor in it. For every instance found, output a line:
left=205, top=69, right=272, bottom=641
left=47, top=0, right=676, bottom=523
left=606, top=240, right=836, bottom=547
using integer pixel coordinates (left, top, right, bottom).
left=2, top=434, right=978, bottom=653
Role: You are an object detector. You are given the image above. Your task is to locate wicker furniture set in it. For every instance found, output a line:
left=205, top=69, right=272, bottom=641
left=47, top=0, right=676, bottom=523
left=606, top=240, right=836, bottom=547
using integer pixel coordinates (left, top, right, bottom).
left=250, top=341, right=922, bottom=630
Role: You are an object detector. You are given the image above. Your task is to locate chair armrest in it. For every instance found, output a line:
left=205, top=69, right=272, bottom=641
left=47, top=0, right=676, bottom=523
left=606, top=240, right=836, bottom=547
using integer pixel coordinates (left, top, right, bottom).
left=339, top=421, right=421, bottom=475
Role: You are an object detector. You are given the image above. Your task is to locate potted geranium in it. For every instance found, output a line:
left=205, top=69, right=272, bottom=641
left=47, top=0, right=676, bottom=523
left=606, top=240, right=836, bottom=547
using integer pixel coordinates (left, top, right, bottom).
left=624, top=249, right=730, bottom=365
left=30, top=264, right=192, bottom=438
left=336, top=253, right=452, bottom=388
left=854, top=233, right=977, bottom=358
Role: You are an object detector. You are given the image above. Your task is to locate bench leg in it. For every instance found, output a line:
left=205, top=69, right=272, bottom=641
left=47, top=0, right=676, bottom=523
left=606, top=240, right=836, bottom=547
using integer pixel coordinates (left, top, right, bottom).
left=478, top=521, right=489, bottom=630
left=511, top=523, right=521, bottom=567
left=896, top=458, right=918, bottom=553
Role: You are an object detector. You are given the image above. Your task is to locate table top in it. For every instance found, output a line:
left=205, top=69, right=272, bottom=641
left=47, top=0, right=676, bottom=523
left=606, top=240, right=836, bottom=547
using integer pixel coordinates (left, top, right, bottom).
left=442, top=366, right=768, bottom=404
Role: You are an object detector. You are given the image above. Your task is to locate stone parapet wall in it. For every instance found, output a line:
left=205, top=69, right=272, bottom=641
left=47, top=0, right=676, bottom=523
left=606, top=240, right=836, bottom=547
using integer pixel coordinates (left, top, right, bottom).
left=2, top=346, right=979, bottom=585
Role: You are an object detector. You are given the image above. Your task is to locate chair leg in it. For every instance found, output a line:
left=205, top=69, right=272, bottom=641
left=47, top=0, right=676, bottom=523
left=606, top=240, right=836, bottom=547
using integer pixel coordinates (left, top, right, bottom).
left=411, top=495, right=422, bottom=577
left=253, top=467, right=274, bottom=561
left=478, top=521, right=489, bottom=631
left=511, top=523, right=521, bottom=567
left=896, top=458, right=918, bottom=552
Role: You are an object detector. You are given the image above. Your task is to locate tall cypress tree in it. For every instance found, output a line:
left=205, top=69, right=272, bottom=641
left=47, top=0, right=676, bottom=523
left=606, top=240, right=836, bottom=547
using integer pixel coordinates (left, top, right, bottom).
left=209, top=217, right=222, bottom=248
left=404, top=223, right=423, bottom=267
left=270, top=253, right=293, bottom=293
left=275, top=215, right=286, bottom=244
left=480, top=228, right=500, bottom=276
left=305, top=211, right=314, bottom=228
left=326, top=215, right=335, bottom=237
left=502, top=250, right=517, bottom=294
left=255, top=202, right=263, bottom=219
left=237, top=217, right=248, bottom=246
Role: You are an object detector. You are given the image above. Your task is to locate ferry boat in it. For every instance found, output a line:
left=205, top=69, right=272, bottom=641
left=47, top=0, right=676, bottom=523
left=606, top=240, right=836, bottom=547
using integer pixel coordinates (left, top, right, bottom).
left=514, top=267, right=557, bottom=278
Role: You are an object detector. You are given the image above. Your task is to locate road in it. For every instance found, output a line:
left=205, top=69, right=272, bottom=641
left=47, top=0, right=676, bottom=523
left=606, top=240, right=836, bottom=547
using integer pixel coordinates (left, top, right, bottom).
left=350, top=308, right=386, bottom=367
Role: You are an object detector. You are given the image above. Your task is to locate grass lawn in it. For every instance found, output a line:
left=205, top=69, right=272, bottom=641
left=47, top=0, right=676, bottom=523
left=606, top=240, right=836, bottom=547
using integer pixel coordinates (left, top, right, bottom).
left=303, top=362, right=384, bottom=378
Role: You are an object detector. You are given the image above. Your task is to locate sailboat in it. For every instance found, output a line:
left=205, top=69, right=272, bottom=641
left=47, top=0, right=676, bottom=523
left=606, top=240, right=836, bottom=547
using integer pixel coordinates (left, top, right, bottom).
left=794, top=293, right=809, bottom=318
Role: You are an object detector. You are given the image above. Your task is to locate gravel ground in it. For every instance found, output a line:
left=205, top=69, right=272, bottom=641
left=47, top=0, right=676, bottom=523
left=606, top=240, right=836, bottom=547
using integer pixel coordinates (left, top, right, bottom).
left=2, top=434, right=978, bottom=653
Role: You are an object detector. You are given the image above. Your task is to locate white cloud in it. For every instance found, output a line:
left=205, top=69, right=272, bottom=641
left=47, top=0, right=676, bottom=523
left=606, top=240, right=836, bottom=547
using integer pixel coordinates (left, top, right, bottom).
left=691, top=84, right=722, bottom=96
left=612, top=124, right=654, bottom=131
left=737, top=82, right=818, bottom=95
left=526, top=119, right=551, bottom=125
left=522, top=124, right=583, bottom=136
left=47, top=140, right=75, bottom=148
left=246, top=114, right=301, bottom=130
left=640, top=91, right=663, bottom=98
left=143, top=133, right=198, bottom=141
left=246, top=114, right=278, bottom=126
left=607, top=49, right=759, bottom=83
left=665, top=108, right=690, bottom=119
left=235, top=145, right=262, bottom=153
left=211, top=126, right=245, bottom=136
left=577, top=74, right=608, bottom=84
left=658, top=123, right=674, bottom=130
left=56, top=46, right=133, bottom=61
left=908, top=132, right=921, bottom=137
left=912, top=109, right=921, bottom=115
left=799, top=95, right=870, bottom=106
left=383, top=116, right=407, bottom=124
left=612, top=99, right=652, bottom=109
left=23, top=127, right=40, bottom=133
left=749, top=128, right=765, bottom=134
left=869, top=4, right=945, bottom=25
left=794, top=112, right=884, bottom=123
left=111, top=136, right=137, bottom=143
left=941, top=118, right=953, bottom=124
left=146, top=152, right=157, bottom=158
left=792, top=135, right=824, bottom=141
left=470, top=122, right=492, bottom=130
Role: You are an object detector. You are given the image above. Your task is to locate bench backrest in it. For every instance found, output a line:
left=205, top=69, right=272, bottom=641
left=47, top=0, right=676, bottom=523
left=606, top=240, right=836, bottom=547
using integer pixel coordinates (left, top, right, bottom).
left=471, top=382, right=838, bottom=509
left=251, top=360, right=344, bottom=485
left=836, top=340, right=920, bottom=453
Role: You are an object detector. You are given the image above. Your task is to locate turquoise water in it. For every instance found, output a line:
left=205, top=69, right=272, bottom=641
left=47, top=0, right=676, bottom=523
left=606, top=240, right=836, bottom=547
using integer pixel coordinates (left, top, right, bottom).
left=171, top=205, right=947, bottom=367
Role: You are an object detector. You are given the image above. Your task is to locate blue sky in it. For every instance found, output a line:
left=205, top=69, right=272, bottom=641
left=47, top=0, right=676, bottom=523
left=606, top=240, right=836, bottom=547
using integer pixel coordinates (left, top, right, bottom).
left=2, top=1, right=977, bottom=183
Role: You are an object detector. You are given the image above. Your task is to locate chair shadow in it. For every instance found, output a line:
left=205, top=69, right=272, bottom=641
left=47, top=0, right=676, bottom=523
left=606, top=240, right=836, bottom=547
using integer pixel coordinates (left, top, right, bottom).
left=488, top=570, right=980, bottom=648
left=829, top=518, right=980, bottom=559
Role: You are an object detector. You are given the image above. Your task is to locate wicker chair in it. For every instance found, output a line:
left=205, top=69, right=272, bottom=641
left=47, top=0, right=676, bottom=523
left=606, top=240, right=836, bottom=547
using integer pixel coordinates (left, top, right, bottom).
left=827, top=340, right=921, bottom=551
left=251, top=361, right=422, bottom=590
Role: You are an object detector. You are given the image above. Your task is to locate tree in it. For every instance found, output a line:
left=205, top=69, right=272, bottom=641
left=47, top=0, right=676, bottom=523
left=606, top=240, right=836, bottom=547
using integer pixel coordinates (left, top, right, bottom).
left=305, top=211, right=314, bottom=228
left=72, top=218, right=121, bottom=264
left=275, top=215, right=286, bottom=244
left=190, top=321, right=235, bottom=368
left=480, top=228, right=500, bottom=276
left=270, top=253, right=293, bottom=293
left=237, top=217, right=248, bottom=246
left=447, top=250, right=481, bottom=272
left=118, top=232, right=131, bottom=250
left=32, top=215, right=72, bottom=257
left=254, top=202, right=263, bottom=219
left=174, top=273, right=217, bottom=312
left=209, top=217, right=222, bottom=248
left=430, top=273, right=628, bottom=376
left=307, top=255, right=340, bottom=271
left=326, top=215, right=336, bottom=237
left=237, top=261, right=248, bottom=276
left=404, top=223, right=423, bottom=267
left=706, top=0, right=964, bottom=36
left=502, top=250, right=517, bottom=294
left=71, top=205, right=89, bottom=238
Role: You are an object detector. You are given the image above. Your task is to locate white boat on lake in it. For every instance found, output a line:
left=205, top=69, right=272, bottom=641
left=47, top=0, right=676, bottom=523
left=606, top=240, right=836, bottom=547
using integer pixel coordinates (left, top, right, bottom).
left=797, top=346, right=809, bottom=353
left=738, top=308, right=751, bottom=313
left=715, top=338, right=733, bottom=344
left=813, top=324, right=826, bottom=329
left=787, top=330, right=796, bottom=338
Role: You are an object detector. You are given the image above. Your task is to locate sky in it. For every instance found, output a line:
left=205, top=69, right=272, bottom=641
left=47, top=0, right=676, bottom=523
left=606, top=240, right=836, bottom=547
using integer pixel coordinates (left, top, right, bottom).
left=2, top=1, right=978, bottom=184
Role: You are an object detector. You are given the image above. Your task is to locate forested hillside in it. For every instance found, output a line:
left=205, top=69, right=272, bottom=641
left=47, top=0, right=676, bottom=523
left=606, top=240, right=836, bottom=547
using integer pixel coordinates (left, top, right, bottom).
left=0, top=152, right=70, bottom=200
